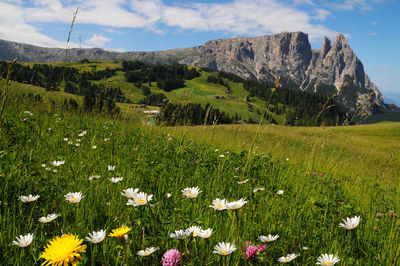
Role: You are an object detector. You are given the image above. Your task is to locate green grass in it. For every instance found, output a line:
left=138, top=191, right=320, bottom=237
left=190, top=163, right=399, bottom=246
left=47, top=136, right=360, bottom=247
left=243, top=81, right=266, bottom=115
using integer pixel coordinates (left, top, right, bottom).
left=1, top=99, right=400, bottom=265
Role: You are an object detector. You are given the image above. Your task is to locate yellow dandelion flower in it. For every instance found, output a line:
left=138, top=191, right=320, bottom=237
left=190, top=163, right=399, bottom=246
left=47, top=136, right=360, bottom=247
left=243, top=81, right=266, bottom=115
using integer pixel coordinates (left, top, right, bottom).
left=40, top=234, right=86, bottom=266
left=108, top=226, right=131, bottom=239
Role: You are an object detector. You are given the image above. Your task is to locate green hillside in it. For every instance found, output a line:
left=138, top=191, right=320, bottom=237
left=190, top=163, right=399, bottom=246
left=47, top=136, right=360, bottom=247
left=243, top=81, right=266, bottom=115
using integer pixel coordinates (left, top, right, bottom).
left=2, top=60, right=345, bottom=126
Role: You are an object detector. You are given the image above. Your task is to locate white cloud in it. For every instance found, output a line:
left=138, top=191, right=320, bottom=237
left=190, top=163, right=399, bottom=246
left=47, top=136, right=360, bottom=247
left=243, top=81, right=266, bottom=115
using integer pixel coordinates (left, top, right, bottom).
left=329, top=0, right=387, bottom=12
left=0, top=2, right=66, bottom=47
left=0, top=0, right=339, bottom=48
left=368, top=31, right=378, bottom=36
left=85, top=34, right=111, bottom=47
left=313, top=8, right=331, bottom=21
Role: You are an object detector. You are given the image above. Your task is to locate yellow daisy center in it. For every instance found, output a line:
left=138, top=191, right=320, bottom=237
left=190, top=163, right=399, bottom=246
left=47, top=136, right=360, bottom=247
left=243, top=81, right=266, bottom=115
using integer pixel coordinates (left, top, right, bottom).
left=222, top=250, right=227, bottom=255
left=145, top=251, right=149, bottom=255
left=179, top=235, right=184, bottom=238
left=72, top=197, right=77, bottom=201
left=188, top=192, right=194, bottom=195
left=218, top=204, right=223, bottom=208
left=193, top=232, right=197, bottom=236
left=137, top=199, right=145, bottom=204
left=325, top=262, right=330, bottom=266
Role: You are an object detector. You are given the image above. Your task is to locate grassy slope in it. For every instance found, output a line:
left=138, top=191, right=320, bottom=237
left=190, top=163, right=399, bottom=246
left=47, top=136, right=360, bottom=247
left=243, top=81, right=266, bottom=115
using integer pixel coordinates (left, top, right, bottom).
left=1, top=103, right=400, bottom=265
left=160, top=122, right=400, bottom=201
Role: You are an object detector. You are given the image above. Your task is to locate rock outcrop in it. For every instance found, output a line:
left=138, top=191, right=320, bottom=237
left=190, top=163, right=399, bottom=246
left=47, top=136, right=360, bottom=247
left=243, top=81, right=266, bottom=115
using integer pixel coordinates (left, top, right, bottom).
left=0, top=32, right=383, bottom=112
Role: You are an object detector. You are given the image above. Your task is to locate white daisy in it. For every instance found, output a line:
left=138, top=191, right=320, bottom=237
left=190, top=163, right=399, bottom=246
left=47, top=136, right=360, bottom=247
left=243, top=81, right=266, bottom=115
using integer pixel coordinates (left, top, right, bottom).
left=278, top=253, right=298, bottom=263
left=121, top=188, right=139, bottom=199
left=92, top=145, right=97, bottom=149
left=86, top=230, right=107, bottom=244
left=12, top=233, right=34, bottom=248
left=19, top=194, right=40, bottom=203
left=186, top=226, right=202, bottom=237
left=199, top=228, right=213, bottom=239
left=108, top=165, right=115, bottom=171
left=88, top=175, right=101, bottom=181
left=213, top=242, right=237, bottom=256
left=64, top=192, right=84, bottom=204
left=109, top=177, right=123, bottom=183
left=137, top=247, right=157, bottom=256
left=227, top=198, right=248, bottom=210
left=170, top=230, right=189, bottom=240
left=51, top=160, right=65, bottom=167
left=237, top=179, right=249, bottom=184
left=126, top=192, right=153, bottom=207
left=209, top=198, right=227, bottom=211
left=316, top=254, right=340, bottom=265
left=39, top=214, right=59, bottom=223
left=277, top=190, right=284, bottom=195
left=181, top=187, right=202, bottom=199
left=253, top=187, right=265, bottom=193
left=258, top=234, right=279, bottom=242
left=339, top=215, right=361, bottom=230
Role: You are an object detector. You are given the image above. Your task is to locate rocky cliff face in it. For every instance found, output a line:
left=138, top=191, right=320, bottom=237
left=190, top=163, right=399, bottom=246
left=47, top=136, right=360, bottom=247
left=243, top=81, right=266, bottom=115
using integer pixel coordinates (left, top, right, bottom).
left=0, top=32, right=383, bottom=112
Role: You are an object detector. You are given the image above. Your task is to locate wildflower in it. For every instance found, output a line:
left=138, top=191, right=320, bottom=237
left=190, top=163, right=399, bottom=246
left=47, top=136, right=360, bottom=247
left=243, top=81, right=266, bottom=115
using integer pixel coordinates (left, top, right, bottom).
left=257, top=244, right=266, bottom=252
left=76, top=139, right=81, bottom=142
left=227, top=198, right=248, bottom=210
left=277, top=190, right=284, bottom=195
left=40, top=234, right=86, bottom=266
left=51, top=161, right=65, bottom=167
left=215, top=149, right=219, bottom=152
left=376, top=213, right=382, bottom=218
left=213, top=242, right=237, bottom=256
left=166, top=193, right=172, bottom=198
left=23, top=118, right=28, bottom=122
left=19, top=194, right=40, bottom=203
left=64, top=192, right=84, bottom=204
left=246, top=245, right=258, bottom=261
left=85, top=230, right=106, bottom=244
left=170, top=230, right=189, bottom=240
left=104, top=138, right=110, bottom=142
left=161, top=249, right=180, bottom=266
left=88, top=175, right=101, bottom=181
left=109, top=177, right=123, bottom=183
left=121, top=188, right=139, bottom=199
left=209, top=198, right=227, bottom=211
left=107, top=165, right=115, bottom=171
left=137, top=247, right=157, bottom=256
left=126, top=192, right=153, bottom=207
left=78, top=131, right=87, bottom=137
left=41, top=164, right=46, bottom=167
left=199, top=228, right=213, bottom=239
left=339, top=215, right=361, bottom=230
left=12, top=233, right=34, bottom=248
left=253, top=187, right=265, bottom=193
left=316, top=254, right=340, bottom=265
left=258, top=234, right=279, bottom=242
left=75, top=143, right=80, bottom=147
left=167, top=137, right=173, bottom=141
left=63, top=138, right=68, bottom=142
left=237, top=179, right=248, bottom=184
left=47, top=128, right=52, bottom=132
left=219, top=154, right=225, bottom=158
left=24, top=111, right=33, bottom=116
left=108, top=226, right=131, bottom=239
left=303, top=247, right=308, bottom=250
left=68, top=141, right=73, bottom=145
left=186, top=226, right=202, bottom=237
left=278, top=253, right=298, bottom=263
left=181, top=187, right=202, bottom=199
left=92, top=145, right=97, bottom=149
left=39, top=214, right=59, bottom=223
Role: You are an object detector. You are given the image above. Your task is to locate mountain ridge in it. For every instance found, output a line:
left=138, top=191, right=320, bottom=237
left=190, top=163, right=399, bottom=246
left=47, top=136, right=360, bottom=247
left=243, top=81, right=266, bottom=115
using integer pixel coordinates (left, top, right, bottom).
left=0, top=32, right=383, bottom=113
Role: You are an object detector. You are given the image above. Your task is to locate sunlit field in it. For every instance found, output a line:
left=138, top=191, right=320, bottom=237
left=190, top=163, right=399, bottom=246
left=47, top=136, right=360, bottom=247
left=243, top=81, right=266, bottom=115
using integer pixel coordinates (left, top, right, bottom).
left=1, top=101, right=400, bottom=265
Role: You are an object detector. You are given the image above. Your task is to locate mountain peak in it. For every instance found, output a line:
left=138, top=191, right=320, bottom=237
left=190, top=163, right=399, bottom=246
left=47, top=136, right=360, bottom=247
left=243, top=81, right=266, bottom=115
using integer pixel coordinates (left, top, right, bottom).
left=0, top=33, right=382, bottom=112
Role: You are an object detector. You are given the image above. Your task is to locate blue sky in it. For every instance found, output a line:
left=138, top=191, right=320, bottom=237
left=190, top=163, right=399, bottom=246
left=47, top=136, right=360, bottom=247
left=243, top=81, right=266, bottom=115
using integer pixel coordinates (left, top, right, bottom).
left=0, top=0, right=399, bottom=98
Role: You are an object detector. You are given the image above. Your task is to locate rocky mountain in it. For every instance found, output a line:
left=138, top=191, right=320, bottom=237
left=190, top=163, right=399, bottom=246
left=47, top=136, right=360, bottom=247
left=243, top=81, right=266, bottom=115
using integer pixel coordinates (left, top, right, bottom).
left=0, top=32, right=383, bottom=113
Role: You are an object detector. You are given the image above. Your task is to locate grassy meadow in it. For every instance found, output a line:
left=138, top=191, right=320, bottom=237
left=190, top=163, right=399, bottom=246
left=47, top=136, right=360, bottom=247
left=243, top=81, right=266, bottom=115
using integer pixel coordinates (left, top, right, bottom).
left=1, top=97, right=400, bottom=265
